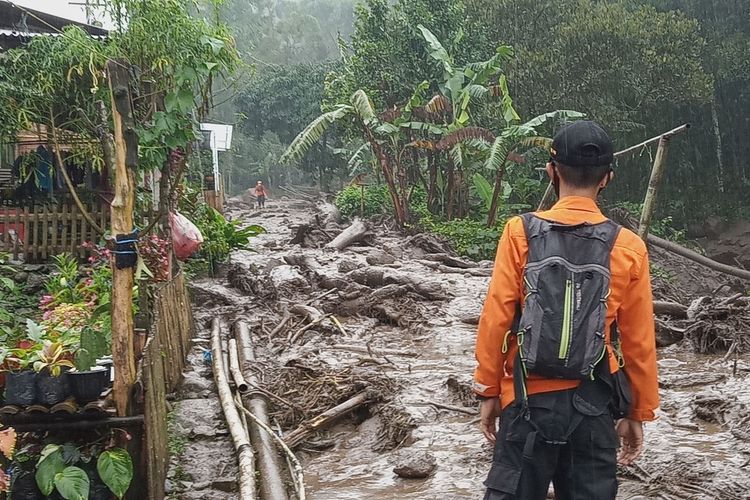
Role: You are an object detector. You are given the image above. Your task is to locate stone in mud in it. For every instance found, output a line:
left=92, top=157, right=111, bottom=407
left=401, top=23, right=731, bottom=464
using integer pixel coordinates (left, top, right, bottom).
left=25, top=272, right=48, bottom=291
left=179, top=371, right=213, bottom=399
left=211, top=477, right=239, bottom=493
left=173, top=398, right=225, bottom=438
left=269, top=265, right=310, bottom=297
left=366, top=248, right=396, bottom=266
left=393, top=451, right=437, bottom=479
left=338, top=258, right=361, bottom=273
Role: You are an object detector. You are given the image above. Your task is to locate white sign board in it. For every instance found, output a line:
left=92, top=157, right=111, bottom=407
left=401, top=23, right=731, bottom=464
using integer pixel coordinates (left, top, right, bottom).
left=199, top=123, right=234, bottom=193
left=200, top=123, right=233, bottom=151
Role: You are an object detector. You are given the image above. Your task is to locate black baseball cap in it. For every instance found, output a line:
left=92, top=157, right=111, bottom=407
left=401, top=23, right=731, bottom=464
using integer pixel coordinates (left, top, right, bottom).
left=550, top=120, right=614, bottom=167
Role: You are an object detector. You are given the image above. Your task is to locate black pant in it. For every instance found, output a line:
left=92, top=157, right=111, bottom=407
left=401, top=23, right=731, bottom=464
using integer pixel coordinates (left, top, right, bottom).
left=483, top=390, right=618, bottom=500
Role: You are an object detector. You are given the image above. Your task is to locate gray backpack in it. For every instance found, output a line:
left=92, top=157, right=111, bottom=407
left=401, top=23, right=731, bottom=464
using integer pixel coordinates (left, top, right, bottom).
left=515, top=213, right=621, bottom=383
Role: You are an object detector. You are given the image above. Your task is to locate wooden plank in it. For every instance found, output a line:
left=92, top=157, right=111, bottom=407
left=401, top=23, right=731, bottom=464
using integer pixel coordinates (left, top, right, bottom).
left=31, top=206, right=39, bottom=263
left=41, top=205, right=49, bottom=260
left=12, top=207, right=21, bottom=260
left=142, top=338, right=167, bottom=500
left=100, top=201, right=107, bottom=240
left=1, top=207, right=9, bottom=252
left=22, top=207, right=30, bottom=262
left=80, top=204, right=88, bottom=260
left=70, top=203, right=78, bottom=255
left=50, top=203, right=59, bottom=256
left=59, top=204, right=68, bottom=256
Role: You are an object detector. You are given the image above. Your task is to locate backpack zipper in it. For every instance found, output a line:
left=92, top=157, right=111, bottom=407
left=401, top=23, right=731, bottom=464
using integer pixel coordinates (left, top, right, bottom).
left=559, top=276, right=573, bottom=360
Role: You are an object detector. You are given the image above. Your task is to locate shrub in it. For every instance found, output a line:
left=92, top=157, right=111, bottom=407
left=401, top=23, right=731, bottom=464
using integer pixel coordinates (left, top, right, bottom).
left=190, top=205, right=265, bottom=266
left=419, top=216, right=506, bottom=261
left=334, top=185, right=392, bottom=219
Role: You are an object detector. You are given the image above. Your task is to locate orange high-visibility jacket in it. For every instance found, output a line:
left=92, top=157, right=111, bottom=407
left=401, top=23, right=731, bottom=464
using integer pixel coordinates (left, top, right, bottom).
left=473, top=196, right=659, bottom=421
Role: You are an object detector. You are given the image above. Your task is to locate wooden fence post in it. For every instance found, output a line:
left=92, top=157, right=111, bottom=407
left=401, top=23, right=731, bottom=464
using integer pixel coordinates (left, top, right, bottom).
left=108, top=59, right=138, bottom=416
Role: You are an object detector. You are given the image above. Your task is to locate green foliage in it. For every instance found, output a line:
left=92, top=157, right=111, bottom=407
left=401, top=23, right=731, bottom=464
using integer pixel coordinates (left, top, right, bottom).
left=36, top=445, right=89, bottom=500
left=334, top=185, right=392, bottom=218
left=326, top=0, right=469, bottom=107
left=472, top=173, right=494, bottom=211
left=97, top=448, right=134, bottom=499
left=0, top=253, right=37, bottom=341
left=421, top=216, right=504, bottom=261
left=611, top=201, right=688, bottom=243
left=34, top=442, right=133, bottom=500
left=190, top=205, right=265, bottom=266
left=0, top=0, right=241, bottom=177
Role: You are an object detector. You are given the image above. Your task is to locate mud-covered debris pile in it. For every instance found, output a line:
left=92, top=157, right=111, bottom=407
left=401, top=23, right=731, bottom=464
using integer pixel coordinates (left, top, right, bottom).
left=264, top=356, right=399, bottom=429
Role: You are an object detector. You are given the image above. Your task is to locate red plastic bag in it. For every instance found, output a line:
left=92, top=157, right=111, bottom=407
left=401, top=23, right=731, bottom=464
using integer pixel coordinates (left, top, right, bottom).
left=170, top=211, right=204, bottom=261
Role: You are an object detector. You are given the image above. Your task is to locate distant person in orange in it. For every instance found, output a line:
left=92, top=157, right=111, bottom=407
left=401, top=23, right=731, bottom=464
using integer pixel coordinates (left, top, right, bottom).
left=474, top=121, right=659, bottom=499
left=254, top=180, right=268, bottom=209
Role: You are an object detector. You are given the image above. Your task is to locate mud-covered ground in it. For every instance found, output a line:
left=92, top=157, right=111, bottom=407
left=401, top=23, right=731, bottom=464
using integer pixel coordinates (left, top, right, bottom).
left=167, top=196, right=750, bottom=500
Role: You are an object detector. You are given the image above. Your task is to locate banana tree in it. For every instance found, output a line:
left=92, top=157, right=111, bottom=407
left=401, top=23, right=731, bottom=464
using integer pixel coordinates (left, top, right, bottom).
left=282, top=89, right=416, bottom=226
left=482, top=110, right=585, bottom=226
left=416, top=25, right=518, bottom=218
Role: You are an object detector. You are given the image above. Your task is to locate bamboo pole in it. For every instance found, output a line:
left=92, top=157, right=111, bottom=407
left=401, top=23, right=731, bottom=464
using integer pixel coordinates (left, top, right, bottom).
left=283, top=390, right=375, bottom=449
left=211, top=319, right=257, bottom=499
left=228, top=339, right=249, bottom=393
left=107, top=59, right=137, bottom=416
left=536, top=124, right=691, bottom=213
left=638, top=136, right=670, bottom=240
left=235, top=322, right=288, bottom=500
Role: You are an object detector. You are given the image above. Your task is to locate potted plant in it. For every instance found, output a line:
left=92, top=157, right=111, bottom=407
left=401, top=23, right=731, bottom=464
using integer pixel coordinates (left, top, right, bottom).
left=68, top=326, right=110, bottom=403
left=2, top=345, right=40, bottom=406
left=33, top=342, right=74, bottom=405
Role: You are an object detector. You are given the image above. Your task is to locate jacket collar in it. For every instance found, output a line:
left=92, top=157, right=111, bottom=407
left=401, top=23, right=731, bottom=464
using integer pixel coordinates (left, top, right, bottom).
left=550, top=196, right=602, bottom=214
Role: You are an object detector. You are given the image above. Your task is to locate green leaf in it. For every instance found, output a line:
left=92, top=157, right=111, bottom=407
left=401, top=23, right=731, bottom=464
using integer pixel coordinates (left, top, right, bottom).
left=0, top=277, right=14, bottom=290
left=418, top=24, right=453, bottom=74
left=177, top=88, right=194, bottom=112
left=164, top=93, right=178, bottom=113
left=200, top=35, right=225, bottom=56
left=98, top=448, right=133, bottom=499
left=473, top=173, right=494, bottom=211
left=522, top=110, right=585, bottom=129
left=281, top=105, right=353, bottom=164
left=36, top=445, right=65, bottom=495
left=54, top=466, right=90, bottom=500
left=349, top=89, right=375, bottom=123
left=26, top=318, right=45, bottom=342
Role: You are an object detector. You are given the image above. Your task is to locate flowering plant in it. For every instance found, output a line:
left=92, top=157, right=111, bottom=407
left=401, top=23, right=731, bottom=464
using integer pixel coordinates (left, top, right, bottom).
left=137, top=233, right=171, bottom=282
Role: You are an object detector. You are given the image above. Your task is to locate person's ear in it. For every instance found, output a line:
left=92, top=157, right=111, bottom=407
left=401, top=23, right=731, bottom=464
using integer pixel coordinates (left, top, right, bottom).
left=598, top=169, right=614, bottom=190
left=545, top=162, right=555, bottom=180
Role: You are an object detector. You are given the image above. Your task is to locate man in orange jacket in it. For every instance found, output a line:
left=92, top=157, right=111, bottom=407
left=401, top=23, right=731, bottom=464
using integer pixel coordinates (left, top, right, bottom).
left=474, top=121, right=658, bottom=499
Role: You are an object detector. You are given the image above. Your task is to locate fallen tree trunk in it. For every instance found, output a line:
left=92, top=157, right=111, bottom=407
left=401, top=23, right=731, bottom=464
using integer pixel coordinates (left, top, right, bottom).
left=325, top=219, right=368, bottom=251
left=610, top=209, right=750, bottom=281
left=235, top=322, right=288, bottom=500
left=284, top=390, right=376, bottom=449
left=210, top=319, right=256, bottom=499
left=653, top=300, right=688, bottom=318
left=647, top=233, right=750, bottom=281
left=347, top=267, right=448, bottom=301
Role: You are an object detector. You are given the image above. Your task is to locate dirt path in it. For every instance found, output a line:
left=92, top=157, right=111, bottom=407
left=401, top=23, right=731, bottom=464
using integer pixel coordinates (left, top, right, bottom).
left=169, top=197, right=750, bottom=500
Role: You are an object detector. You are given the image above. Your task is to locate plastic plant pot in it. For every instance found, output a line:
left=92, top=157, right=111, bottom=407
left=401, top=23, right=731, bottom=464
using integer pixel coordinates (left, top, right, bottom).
left=10, top=469, right=44, bottom=500
left=95, top=358, right=114, bottom=385
left=68, top=366, right=108, bottom=402
left=4, top=370, right=37, bottom=405
left=36, top=370, right=71, bottom=405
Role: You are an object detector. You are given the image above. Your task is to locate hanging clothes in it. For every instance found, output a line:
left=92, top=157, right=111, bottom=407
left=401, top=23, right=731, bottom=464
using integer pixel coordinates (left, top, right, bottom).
left=34, top=146, right=53, bottom=193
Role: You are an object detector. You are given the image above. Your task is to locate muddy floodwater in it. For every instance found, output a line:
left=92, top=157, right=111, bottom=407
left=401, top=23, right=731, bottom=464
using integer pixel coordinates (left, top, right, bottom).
left=176, top=197, right=750, bottom=500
